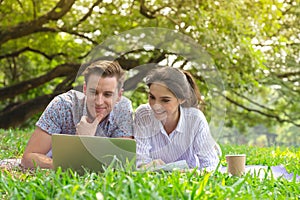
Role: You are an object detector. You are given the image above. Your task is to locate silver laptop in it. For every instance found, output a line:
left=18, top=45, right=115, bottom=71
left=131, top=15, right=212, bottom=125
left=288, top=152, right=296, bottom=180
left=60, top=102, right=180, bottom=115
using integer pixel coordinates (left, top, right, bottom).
left=52, top=134, right=136, bottom=173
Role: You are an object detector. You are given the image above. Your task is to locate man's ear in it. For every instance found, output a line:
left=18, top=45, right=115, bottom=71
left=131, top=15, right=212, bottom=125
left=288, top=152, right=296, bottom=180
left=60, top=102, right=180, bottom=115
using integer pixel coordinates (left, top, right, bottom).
left=117, top=88, right=123, bottom=102
left=83, top=82, right=87, bottom=95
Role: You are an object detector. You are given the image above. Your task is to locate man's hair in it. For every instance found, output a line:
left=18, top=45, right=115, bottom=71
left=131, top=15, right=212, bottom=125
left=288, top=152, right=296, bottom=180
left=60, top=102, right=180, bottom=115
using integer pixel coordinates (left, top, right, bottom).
left=82, top=60, right=125, bottom=91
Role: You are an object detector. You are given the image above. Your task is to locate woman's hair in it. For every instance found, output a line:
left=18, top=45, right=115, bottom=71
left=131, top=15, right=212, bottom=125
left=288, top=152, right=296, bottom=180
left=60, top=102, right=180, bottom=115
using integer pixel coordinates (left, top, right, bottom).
left=83, top=60, right=125, bottom=91
left=145, top=66, right=204, bottom=109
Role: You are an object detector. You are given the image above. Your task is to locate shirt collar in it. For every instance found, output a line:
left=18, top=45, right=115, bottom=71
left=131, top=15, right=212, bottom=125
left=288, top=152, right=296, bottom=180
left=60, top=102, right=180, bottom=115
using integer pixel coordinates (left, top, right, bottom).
left=101, top=109, right=113, bottom=127
left=83, top=97, right=88, bottom=116
left=175, top=106, right=185, bottom=134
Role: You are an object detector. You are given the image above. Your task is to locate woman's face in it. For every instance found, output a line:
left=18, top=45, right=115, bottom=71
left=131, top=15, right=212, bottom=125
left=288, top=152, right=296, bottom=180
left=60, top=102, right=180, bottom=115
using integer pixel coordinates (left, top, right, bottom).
left=148, top=83, right=182, bottom=123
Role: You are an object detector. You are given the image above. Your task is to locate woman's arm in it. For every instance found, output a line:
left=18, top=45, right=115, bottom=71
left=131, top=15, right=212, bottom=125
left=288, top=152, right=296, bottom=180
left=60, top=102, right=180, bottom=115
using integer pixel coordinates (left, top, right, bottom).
left=193, top=115, right=220, bottom=171
left=133, top=105, right=154, bottom=168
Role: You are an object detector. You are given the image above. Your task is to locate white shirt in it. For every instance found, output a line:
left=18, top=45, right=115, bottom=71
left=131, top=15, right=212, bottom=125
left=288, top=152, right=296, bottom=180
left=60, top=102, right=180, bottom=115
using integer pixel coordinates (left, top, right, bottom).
left=134, top=104, right=221, bottom=171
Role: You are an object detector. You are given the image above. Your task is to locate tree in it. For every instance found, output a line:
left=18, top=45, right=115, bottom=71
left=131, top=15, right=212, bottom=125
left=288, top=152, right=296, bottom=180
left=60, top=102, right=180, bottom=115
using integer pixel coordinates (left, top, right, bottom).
left=0, top=0, right=299, bottom=131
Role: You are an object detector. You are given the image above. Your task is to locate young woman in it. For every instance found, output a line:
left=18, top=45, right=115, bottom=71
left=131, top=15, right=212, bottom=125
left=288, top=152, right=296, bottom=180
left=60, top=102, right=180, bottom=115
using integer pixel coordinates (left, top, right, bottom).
left=134, top=66, right=221, bottom=171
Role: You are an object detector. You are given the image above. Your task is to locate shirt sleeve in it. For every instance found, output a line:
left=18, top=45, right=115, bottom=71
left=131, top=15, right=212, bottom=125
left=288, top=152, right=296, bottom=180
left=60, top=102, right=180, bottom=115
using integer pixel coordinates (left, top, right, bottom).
left=193, top=112, right=220, bottom=171
left=133, top=105, right=153, bottom=167
left=36, top=95, right=73, bottom=134
left=110, top=97, right=134, bottom=137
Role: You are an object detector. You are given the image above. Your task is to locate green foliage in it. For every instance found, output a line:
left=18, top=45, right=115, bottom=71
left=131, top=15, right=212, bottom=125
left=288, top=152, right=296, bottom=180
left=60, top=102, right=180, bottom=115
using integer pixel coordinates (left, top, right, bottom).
left=123, top=83, right=148, bottom=111
left=1, top=129, right=299, bottom=199
left=1, top=160, right=300, bottom=199
left=0, top=129, right=31, bottom=159
left=0, top=0, right=299, bottom=131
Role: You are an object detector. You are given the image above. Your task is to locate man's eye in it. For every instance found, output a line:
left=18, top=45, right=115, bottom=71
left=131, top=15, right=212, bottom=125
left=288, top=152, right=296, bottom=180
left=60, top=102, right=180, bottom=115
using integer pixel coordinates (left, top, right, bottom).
left=104, top=93, right=113, bottom=97
left=149, top=95, right=155, bottom=100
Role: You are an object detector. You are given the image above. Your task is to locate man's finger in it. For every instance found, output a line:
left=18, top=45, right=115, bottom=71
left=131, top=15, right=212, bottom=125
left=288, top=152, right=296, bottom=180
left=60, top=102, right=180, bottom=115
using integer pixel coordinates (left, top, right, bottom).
left=80, top=115, right=87, bottom=122
left=92, top=114, right=104, bottom=126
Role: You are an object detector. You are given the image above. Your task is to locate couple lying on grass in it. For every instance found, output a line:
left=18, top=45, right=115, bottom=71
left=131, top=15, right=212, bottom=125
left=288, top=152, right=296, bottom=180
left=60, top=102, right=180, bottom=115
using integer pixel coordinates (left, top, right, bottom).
left=16, top=60, right=221, bottom=171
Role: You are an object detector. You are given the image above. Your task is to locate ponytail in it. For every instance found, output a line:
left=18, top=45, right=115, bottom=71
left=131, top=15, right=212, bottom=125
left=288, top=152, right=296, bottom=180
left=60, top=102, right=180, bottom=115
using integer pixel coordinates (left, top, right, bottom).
left=182, top=71, right=205, bottom=111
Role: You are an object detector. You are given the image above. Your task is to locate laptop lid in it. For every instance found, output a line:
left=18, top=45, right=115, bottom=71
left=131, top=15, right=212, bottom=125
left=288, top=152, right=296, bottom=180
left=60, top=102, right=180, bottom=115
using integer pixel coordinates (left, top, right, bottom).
left=52, top=134, right=136, bottom=173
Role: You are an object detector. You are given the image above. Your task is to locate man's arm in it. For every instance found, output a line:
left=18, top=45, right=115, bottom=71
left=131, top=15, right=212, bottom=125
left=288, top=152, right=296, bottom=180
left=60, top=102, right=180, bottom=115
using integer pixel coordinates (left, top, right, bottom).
left=21, top=127, right=53, bottom=169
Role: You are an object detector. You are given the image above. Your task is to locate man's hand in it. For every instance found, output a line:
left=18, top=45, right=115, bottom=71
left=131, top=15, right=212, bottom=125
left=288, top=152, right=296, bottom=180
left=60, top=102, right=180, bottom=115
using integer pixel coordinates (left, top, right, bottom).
left=76, top=115, right=103, bottom=136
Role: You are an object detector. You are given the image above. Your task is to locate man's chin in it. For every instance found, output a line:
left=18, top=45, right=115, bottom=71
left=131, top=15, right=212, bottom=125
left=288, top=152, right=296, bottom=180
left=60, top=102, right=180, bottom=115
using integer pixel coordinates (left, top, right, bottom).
left=96, top=112, right=108, bottom=118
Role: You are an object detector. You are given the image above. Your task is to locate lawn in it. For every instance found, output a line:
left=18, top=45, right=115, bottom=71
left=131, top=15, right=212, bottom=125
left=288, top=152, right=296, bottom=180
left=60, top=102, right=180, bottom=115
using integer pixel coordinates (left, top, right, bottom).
left=1, top=129, right=299, bottom=199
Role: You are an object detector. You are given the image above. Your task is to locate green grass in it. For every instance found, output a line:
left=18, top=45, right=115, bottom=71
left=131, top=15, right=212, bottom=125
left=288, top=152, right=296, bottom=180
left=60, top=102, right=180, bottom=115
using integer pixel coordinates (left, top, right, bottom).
left=1, top=129, right=299, bottom=199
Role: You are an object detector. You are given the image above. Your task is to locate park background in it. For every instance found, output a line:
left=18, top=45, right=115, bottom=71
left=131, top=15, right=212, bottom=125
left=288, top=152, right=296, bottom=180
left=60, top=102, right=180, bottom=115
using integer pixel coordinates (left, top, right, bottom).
left=0, top=0, right=299, bottom=147
left=0, top=1, right=299, bottom=199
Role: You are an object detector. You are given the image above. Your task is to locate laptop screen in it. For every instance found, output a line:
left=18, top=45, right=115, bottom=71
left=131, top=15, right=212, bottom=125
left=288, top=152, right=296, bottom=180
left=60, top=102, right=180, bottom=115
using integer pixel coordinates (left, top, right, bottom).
left=52, top=134, right=136, bottom=173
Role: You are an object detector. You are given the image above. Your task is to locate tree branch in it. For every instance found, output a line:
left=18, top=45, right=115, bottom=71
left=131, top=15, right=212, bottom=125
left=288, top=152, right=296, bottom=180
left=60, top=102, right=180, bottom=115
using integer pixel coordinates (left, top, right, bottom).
left=276, top=71, right=300, bottom=78
left=59, top=27, right=98, bottom=45
left=123, top=52, right=167, bottom=91
left=75, top=0, right=103, bottom=26
left=230, top=90, right=298, bottom=122
left=0, top=47, right=67, bottom=60
left=0, top=63, right=80, bottom=101
left=139, top=0, right=161, bottom=19
left=0, top=93, right=60, bottom=128
left=0, top=0, right=75, bottom=45
left=220, top=92, right=300, bottom=127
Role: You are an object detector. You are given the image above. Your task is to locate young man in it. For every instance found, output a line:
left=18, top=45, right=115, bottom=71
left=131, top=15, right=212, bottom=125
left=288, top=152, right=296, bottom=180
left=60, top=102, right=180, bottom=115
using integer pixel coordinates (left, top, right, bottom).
left=21, top=60, right=133, bottom=169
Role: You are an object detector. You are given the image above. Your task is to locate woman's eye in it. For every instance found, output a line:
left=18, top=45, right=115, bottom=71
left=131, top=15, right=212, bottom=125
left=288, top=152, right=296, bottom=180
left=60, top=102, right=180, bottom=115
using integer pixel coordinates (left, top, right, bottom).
left=162, top=99, right=170, bottom=103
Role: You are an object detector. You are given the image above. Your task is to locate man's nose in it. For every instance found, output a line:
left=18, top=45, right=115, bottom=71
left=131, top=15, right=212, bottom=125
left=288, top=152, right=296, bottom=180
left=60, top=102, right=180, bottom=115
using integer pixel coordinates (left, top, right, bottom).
left=95, top=94, right=104, bottom=104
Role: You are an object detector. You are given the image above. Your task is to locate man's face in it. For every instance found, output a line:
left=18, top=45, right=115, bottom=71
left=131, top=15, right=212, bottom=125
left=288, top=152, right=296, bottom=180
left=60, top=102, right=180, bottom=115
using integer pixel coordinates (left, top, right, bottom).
left=83, top=74, right=121, bottom=121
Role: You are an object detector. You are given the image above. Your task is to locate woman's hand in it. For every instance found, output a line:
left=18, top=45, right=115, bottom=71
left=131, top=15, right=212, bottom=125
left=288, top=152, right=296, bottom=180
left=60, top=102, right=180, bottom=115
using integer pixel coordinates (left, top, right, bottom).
left=141, top=159, right=165, bottom=169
